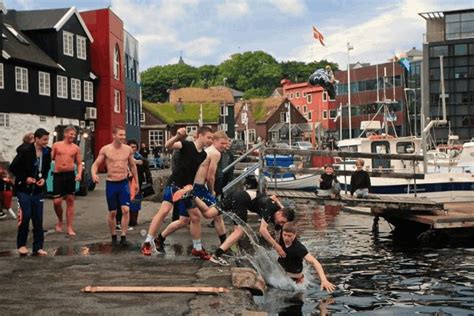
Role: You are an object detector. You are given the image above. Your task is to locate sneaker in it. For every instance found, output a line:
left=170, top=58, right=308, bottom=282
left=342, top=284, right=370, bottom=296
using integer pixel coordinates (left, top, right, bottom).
left=0, top=211, right=6, bottom=219
left=172, top=184, right=193, bottom=202
left=209, top=254, right=230, bottom=266
left=127, top=226, right=134, bottom=231
left=7, top=209, right=16, bottom=219
left=191, top=248, right=211, bottom=260
left=115, top=224, right=122, bottom=230
left=154, top=237, right=165, bottom=254
left=140, top=242, right=152, bottom=256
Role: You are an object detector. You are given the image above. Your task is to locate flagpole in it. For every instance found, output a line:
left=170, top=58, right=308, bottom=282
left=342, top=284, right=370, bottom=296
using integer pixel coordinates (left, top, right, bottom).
left=347, top=42, right=353, bottom=139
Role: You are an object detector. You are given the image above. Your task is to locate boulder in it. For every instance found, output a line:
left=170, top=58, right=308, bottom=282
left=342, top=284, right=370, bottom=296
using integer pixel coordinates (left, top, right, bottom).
left=231, top=267, right=266, bottom=296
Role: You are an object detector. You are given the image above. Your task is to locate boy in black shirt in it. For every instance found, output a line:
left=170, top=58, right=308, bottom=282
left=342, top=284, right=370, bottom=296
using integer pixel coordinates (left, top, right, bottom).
left=279, top=223, right=335, bottom=292
left=350, top=159, right=371, bottom=198
left=317, top=164, right=341, bottom=198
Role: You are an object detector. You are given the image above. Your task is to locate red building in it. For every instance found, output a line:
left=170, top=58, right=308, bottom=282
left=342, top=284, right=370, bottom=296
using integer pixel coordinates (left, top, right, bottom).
left=280, top=79, right=337, bottom=134
left=81, top=9, right=125, bottom=156
left=334, top=61, right=406, bottom=138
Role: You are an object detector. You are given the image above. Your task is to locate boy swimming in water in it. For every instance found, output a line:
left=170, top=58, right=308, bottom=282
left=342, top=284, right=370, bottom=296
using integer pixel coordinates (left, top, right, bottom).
left=278, top=222, right=335, bottom=293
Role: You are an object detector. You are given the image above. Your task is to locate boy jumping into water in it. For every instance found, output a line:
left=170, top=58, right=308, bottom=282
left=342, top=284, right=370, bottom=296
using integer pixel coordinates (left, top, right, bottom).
left=279, top=222, right=335, bottom=292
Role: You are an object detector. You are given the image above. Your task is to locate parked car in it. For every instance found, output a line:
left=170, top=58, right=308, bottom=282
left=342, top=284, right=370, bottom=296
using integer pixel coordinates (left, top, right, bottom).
left=295, top=141, right=313, bottom=150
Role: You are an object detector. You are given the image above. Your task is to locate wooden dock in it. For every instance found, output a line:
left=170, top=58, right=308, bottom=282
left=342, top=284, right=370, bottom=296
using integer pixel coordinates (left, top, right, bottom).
left=268, top=189, right=474, bottom=235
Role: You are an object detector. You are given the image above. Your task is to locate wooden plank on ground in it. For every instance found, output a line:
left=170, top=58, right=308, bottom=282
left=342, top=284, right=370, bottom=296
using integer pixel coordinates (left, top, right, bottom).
left=81, top=286, right=229, bottom=294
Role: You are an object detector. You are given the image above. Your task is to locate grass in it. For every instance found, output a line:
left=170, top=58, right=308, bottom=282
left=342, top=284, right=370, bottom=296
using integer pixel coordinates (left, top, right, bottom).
left=143, top=101, right=220, bottom=124
left=250, top=99, right=266, bottom=121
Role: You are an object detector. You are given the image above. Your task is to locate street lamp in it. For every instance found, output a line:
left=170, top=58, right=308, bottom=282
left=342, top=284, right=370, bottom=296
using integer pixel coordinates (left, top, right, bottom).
left=404, top=88, right=420, bottom=137
left=222, top=77, right=227, bottom=133
left=347, top=42, right=354, bottom=139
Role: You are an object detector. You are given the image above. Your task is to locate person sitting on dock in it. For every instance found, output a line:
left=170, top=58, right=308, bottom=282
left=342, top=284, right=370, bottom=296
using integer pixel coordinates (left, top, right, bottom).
left=350, top=159, right=371, bottom=198
left=317, top=164, right=341, bottom=199
left=278, top=223, right=335, bottom=292
left=178, top=189, right=295, bottom=266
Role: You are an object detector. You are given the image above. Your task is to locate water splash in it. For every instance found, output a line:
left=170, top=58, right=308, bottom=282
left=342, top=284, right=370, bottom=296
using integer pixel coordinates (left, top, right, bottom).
left=220, top=208, right=300, bottom=291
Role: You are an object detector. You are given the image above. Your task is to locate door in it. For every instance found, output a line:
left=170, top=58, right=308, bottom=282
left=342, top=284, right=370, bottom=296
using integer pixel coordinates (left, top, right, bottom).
left=371, top=141, right=390, bottom=169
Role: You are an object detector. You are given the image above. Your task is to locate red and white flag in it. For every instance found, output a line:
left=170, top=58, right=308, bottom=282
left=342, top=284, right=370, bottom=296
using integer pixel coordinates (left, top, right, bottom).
left=312, top=26, right=325, bottom=46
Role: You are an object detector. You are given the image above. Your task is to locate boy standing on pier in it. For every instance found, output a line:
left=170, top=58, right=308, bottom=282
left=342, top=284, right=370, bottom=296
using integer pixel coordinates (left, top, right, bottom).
left=278, top=222, right=335, bottom=292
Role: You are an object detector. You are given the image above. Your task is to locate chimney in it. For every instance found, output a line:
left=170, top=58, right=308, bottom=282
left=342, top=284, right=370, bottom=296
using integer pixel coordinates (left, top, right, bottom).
left=175, top=97, right=184, bottom=113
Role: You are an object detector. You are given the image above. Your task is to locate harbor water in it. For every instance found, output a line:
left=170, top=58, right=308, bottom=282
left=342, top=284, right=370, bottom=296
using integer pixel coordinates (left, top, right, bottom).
left=254, top=203, right=474, bottom=315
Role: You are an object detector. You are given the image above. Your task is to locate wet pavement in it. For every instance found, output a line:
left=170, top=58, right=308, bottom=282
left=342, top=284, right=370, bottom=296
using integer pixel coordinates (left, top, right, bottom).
left=0, top=182, right=256, bottom=315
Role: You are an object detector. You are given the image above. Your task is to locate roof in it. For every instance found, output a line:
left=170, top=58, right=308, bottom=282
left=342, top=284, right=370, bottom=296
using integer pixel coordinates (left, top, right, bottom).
left=271, top=87, right=283, bottom=97
left=169, top=87, right=235, bottom=104
left=268, top=122, right=302, bottom=133
left=142, top=101, right=219, bottom=125
left=12, top=7, right=93, bottom=42
left=2, top=15, right=59, bottom=69
left=237, top=96, right=288, bottom=123
left=213, top=86, right=244, bottom=98
left=419, top=8, right=474, bottom=20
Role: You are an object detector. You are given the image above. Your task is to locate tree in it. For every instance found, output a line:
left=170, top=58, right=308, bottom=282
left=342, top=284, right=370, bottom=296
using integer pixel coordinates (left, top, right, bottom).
left=281, top=59, right=339, bottom=83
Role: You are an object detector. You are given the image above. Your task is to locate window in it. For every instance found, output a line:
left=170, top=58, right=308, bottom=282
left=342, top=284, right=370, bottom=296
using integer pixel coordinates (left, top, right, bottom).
left=63, top=31, right=74, bottom=57
left=38, top=72, right=50, bottom=96
left=77, top=35, right=87, bottom=60
left=307, top=94, right=312, bottom=103
left=280, top=112, right=288, bottom=123
left=219, top=123, right=228, bottom=131
left=71, top=78, right=81, bottom=101
left=303, top=105, right=307, bottom=113
left=0, top=63, right=3, bottom=89
left=0, top=113, right=9, bottom=127
left=307, top=111, right=312, bottom=121
left=149, top=130, right=164, bottom=147
left=114, top=90, right=121, bottom=113
left=431, top=45, right=448, bottom=57
left=140, top=111, right=145, bottom=123
left=289, top=93, right=294, bottom=99
left=84, top=81, right=93, bottom=102
left=4, top=24, right=29, bottom=44
left=186, top=126, right=198, bottom=134
left=396, top=142, right=415, bottom=154
left=15, top=67, right=28, bottom=93
left=322, top=110, right=327, bottom=119
left=322, top=91, right=327, bottom=102
left=39, top=116, right=47, bottom=123
left=248, top=129, right=256, bottom=142
left=57, top=76, right=68, bottom=99
left=113, top=45, right=120, bottom=80
left=329, top=109, right=337, bottom=119
left=455, top=44, right=468, bottom=56
left=296, top=92, right=300, bottom=98
left=220, top=105, right=228, bottom=116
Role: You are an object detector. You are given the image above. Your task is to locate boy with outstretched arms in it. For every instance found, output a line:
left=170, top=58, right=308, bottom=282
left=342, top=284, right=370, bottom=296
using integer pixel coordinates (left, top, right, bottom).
left=278, top=222, right=335, bottom=292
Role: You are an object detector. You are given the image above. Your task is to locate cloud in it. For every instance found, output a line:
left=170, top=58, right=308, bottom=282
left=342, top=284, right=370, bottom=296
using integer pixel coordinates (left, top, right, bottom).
left=267, top=0, right=306, bottom=16
left=282, top=0, right=470, bottom=68
left=181, top=37, right=220, bottom=58
left=217, top=0, right=249, bottom=20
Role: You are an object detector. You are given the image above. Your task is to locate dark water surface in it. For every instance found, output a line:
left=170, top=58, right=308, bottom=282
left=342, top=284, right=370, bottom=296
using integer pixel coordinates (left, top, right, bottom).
left=256, top=204, right=474, bottom=315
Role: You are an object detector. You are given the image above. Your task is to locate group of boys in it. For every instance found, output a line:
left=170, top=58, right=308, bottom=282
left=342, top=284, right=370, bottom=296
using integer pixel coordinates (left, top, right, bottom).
left=8, top=125, right=335, bottom=291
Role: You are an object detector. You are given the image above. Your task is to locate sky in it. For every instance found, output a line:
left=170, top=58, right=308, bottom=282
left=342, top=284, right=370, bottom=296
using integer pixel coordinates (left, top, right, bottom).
left=3, top=0, right=474, bottom=71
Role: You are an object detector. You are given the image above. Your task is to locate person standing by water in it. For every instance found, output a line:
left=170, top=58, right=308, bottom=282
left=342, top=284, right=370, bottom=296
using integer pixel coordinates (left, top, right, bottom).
left=9, top=128, right=52, bottom=256
left=51, top=126, right=83, bottom=236
left=278, top=222, right=335, bottom=292
left=91, top=126, right=138, bottom=246
left=350, top=159, right=371, bottom=198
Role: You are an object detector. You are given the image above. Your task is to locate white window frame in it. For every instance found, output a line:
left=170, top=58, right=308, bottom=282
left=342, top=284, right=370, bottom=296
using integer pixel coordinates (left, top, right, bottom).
left=63, top=31, right=74, bottom=57
left=57, top=75, right=68, bottom=99
left=329, top=109, right=337, bottom=119
left=15, top=66, right=28, bottom=93
left=186, top=126, right=198, bottom=135
left=280, top=112, right=288, bottom=123
left=149, top=130, right=164, bottom=147
left=71, top=78, right=81, bottom=101
left=220, top=105, right=228, bottom=116
left=39, top=116, right=47, bottom=123
left=303, top=105, right=307, bottom=114
left=113, top=45, right=120, bottom=80
left=296, top=91, right=300, bottom=98
left=76, top=35, right=87, bottom=60
left=308, top=111, right=313, bottom=121
left=0, top=63, right=3, bottom=89
left=307, top=94, right=313, bottom=104
left=0, top=113, right=10, bottom=127
left=84, top=81, right=93, bottom=103
left=114, top=89, right=121, bottom=113
left=248, top=129, right=256, bottom=143
left=219, top=123, right=228, bottom=132
left=289, top=93, right=294, bottom=99
left=323, top=110, right=327, bottom=119
left=38, top=72, right=50, bottom=96
left=322, top=91, right=328, bottom=102
left=140, top=111, right=146, bottom=123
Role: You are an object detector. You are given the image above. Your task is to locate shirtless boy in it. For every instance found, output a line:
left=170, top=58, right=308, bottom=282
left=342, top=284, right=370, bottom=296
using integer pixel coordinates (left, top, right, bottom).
left=156, top=131, right=228, bottom=255
left=140, top=126, right=213, bottom=256
left=51, top=125, right=82, bottom=236
left=91, top=126, right=138, bottom=246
